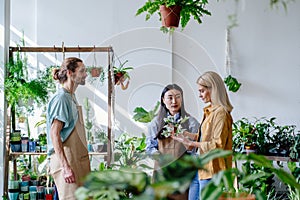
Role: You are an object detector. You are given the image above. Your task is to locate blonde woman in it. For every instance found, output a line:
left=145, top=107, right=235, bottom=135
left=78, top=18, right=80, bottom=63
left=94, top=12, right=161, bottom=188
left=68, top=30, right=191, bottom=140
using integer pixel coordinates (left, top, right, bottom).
left=172, top=71, right=233, bottom=200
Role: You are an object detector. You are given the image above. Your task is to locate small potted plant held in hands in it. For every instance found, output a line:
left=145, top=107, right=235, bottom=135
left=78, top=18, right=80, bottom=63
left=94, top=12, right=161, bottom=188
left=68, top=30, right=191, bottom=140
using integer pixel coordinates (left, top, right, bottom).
left=161, top=115, right=189, bottom=138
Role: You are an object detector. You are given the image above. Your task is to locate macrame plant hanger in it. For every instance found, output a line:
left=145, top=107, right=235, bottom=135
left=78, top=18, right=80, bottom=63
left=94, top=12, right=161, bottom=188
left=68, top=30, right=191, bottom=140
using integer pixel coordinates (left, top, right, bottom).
left=225, top=28, right=232, bottom=77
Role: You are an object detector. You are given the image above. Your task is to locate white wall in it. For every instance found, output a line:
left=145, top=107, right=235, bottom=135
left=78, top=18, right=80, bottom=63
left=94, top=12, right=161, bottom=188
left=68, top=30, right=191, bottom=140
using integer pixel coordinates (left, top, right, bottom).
left=7, top=0, right=300, bottom=133
left=1, top=0, right=300, bottom=196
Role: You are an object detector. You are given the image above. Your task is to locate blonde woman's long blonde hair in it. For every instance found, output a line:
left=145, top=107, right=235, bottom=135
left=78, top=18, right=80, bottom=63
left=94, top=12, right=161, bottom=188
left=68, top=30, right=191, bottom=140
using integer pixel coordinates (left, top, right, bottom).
left=197, top=71, right=233, bottom=112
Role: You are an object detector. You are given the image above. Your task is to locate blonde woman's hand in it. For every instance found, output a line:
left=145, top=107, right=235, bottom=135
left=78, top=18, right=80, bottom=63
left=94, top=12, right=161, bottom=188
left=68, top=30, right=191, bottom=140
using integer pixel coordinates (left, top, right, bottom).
left=171, top=134, right=194, bottom=148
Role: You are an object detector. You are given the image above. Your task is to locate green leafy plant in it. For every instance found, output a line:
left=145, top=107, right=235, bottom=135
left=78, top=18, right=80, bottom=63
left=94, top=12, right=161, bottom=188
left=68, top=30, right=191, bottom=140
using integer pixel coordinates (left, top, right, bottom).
left=268, top=123, right=296, bottom=157
left=93, top=127, right=108, bottom=144
left=289, top=132, right=300, bottom=161
left=113, top=133, right=147, bottom=169
left=202, top=153, right=300, bottom=200
left=287, top=161, right=300, bottom=200
left=224, top=75, right=242, bottom=92
left=83, top=97, right=93, bottom=143
left=241, top=162, right=276, bottom=199
left=75, top=149, right=232, bottom=200
left=136, top=0, right=211, bottom=33
left=4, top=50, right=56, bottom=115
left=161, top=116, right=189, bottom=138
left=35, top=113, right=47, bottom=145
left=269, top=0, right=296, bottom=11
left=113, top=60, right=133, bottom=84
left=232, top=117, right=296, bottom=156
left=133, top=101, right=160, bottom=123
left=232, top=117, right=257, bottom=152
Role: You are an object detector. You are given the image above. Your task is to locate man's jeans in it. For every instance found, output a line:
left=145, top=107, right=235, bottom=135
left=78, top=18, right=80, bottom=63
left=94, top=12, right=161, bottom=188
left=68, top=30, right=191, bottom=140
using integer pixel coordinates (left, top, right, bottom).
left=188, top=172, right=211, bottom=200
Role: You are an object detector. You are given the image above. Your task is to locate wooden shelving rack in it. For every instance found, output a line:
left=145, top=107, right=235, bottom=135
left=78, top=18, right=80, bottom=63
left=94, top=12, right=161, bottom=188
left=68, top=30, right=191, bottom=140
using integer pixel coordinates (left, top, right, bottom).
left=3, top=45, right=114, bottom=196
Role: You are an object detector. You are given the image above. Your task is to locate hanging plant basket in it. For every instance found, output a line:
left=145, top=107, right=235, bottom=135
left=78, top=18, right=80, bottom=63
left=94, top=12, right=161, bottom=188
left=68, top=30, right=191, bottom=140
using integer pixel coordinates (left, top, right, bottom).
left=159, top=5, right=182, bottom=28
left=114, top=72, right=126, bottom=85
left=87, top=66, right=103, bottom=78
left=90, top=67, right=102, bottom=77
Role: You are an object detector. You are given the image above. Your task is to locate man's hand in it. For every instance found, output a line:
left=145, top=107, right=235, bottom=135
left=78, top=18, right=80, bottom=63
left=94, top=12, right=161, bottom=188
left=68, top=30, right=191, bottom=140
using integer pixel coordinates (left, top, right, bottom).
left=63, top=165, right=76, bottom=184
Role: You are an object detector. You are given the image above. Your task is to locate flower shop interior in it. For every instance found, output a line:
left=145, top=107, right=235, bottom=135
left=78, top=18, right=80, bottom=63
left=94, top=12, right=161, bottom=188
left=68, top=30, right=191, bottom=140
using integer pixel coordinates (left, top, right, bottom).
left=0, top=0, right=300, bottom=199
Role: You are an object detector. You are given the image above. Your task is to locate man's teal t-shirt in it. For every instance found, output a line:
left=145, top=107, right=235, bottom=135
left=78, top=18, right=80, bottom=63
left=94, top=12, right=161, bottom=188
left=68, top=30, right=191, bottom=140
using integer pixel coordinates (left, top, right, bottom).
left=46, top=88, right=78, bottom=155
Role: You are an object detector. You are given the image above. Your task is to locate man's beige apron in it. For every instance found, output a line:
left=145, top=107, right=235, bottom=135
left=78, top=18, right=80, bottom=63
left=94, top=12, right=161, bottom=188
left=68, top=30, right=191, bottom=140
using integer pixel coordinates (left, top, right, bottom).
left=50, top=106, right=91, bottom=199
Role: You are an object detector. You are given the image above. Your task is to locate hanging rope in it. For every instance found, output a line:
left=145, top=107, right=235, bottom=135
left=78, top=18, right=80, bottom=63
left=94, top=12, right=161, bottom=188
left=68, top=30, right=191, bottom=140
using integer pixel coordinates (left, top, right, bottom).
left=62, top=42, right=65, bottom=60
left=225, top=28, right=231, bottom=76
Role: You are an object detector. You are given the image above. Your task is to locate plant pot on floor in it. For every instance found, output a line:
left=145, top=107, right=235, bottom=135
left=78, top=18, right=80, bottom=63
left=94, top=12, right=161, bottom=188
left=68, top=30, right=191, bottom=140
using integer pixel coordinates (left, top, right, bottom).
left=160, top=5, right=182, bottom=27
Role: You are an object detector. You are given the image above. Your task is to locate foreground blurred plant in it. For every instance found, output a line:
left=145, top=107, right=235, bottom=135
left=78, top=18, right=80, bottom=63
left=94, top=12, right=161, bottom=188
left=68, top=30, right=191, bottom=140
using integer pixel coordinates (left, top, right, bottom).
left=75, top=149, right=231, bottom=200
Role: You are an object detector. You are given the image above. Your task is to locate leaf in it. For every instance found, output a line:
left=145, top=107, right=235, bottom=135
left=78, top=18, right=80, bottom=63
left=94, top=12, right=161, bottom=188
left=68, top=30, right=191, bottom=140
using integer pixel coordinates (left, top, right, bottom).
left=133, top=101, right=160, bottom=123
left=224, top=75, right=242, bottom=92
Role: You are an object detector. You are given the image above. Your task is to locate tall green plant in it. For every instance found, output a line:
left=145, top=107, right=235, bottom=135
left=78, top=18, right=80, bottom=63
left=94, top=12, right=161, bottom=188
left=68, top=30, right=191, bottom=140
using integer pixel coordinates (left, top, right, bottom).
left=83, top=97, right=93, bottom=143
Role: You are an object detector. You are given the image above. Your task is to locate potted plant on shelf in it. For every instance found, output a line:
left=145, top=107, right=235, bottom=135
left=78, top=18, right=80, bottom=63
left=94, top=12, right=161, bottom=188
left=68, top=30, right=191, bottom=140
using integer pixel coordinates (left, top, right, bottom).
left=83, top=97, right=94, bottom=152
left=289, top=131, right=300, bottom=161
left=232, top=118, right=257, bottom=154
left=201, top=152, right=300, bottom=200
left=136, top=0, right=211, bottom=33
left=92, top=127, right=108, bottom=153
left=34, top=113, right=48, bottom=152
left=268, top=123, right=296, bottom=157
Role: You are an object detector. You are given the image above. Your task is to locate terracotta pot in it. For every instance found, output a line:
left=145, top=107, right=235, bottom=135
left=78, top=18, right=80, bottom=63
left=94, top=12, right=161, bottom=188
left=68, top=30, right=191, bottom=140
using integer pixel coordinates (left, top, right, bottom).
left=90, top=67, right=102, bottom=77
left=159, top=5, right=182, bottom=27
left=245, top=144, right=257, bottom=155
left=114, top=72, right=125, bottom=84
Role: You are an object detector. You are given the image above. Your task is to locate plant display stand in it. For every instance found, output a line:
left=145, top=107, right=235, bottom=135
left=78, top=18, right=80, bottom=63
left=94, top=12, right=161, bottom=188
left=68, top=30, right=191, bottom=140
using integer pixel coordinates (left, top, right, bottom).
left=3, top=45, right=115, bottom=197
